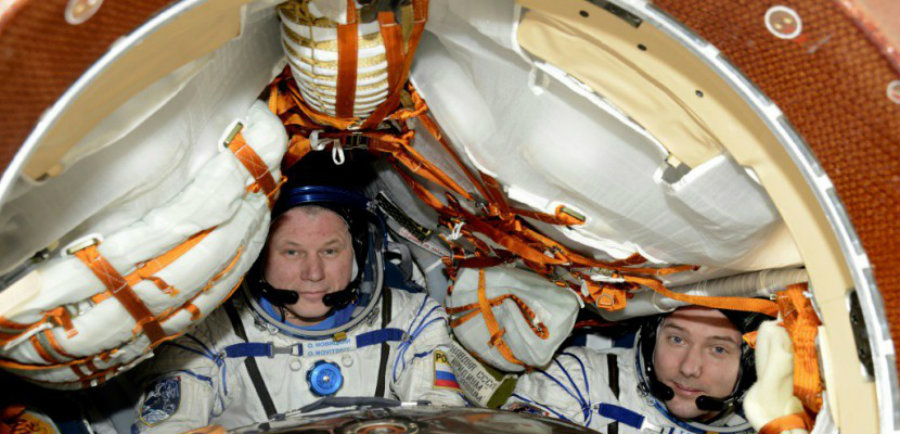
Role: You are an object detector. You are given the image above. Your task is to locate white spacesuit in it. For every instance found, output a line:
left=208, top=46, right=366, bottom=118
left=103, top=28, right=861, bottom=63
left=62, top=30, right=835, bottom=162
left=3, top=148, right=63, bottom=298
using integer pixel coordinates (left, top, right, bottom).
left=505, top=346, right=753, bottom=434
left=131, top=186, right=466, bottom=433
left=505, top=308, right=765, bottom=434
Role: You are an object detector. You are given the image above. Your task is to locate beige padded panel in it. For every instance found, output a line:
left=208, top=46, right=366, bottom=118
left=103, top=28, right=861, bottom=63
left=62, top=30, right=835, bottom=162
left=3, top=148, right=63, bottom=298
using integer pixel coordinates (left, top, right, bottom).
left=22, top=0, right=252, bottom=181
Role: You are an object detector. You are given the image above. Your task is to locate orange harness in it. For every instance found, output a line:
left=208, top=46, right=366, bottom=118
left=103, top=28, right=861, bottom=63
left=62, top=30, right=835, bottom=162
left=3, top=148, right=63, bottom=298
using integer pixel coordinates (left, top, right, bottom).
left=445, top=269, right=551, bottom=367
left=752, top=283, right=822, bottom=434
left=0, top=129, right=271, bottom=388
left=267, top=37, right=780, bottom=320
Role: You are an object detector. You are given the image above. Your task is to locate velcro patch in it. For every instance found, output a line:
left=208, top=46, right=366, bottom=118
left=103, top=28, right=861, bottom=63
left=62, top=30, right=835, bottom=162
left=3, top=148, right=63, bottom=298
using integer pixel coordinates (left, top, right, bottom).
left=433, top=350, right=461, bottom=390
left=138, top=376, right=181, bottom=427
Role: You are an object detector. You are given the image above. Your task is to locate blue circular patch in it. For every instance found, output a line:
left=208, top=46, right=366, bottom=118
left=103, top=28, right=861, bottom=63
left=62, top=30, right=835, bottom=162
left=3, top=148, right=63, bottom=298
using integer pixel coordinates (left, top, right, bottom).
left=307, top=360, right=343, bottom=396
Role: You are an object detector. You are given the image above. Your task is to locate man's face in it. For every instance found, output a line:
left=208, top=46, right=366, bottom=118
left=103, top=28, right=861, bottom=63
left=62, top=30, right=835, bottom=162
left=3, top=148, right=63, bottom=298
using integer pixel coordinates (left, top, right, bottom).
left=652, top=307, right=742, bottom=420
left=264, top=207, right=354, bottom=324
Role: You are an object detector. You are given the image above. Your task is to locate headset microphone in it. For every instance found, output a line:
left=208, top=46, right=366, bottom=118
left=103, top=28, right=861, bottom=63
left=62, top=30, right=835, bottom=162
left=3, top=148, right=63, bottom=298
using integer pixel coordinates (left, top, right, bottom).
left=256, top=279, right=300, bottom=305
left=695, top=395, right=732, bottom=412
left=322, top=286, right=356, bottom=308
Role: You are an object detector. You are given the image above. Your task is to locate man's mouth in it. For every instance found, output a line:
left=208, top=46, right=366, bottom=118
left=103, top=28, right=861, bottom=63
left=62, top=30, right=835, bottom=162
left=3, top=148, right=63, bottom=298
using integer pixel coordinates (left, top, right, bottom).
left=671, top=382, right=703, bottom=396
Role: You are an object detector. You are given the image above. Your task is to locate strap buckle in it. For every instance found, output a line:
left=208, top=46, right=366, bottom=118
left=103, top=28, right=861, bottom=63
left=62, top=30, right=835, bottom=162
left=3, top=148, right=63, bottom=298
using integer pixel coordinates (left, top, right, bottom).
left=61, top=234, right=103, bottom=256
left=218, top=120, right=244, bottom=152
left=271, top=344, right=303, bottom=357
left=344, top=134, right=370, bottom=149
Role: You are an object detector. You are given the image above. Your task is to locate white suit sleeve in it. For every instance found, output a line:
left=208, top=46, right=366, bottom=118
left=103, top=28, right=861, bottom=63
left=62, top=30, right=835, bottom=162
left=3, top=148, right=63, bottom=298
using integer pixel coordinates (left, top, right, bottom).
left=503, top=348, right=599, bottom=427
left=390, top=294, right=467, bottom=407
left=131, top=328, right=226, bottom=433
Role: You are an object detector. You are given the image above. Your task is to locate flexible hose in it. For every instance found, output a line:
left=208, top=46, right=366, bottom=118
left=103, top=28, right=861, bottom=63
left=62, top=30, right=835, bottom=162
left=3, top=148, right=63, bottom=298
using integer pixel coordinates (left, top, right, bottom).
left=599, top=268, right=808, bottom=321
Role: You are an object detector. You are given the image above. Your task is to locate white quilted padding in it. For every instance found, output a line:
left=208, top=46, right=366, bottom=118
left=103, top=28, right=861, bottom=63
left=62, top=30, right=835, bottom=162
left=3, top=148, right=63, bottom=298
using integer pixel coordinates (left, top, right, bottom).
left=0, top=101, right=285, bottom=388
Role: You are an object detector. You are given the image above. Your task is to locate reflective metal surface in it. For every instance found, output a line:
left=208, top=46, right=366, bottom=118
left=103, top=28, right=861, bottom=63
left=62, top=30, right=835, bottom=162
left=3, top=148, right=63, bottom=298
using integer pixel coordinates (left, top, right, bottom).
left=229, top=406, right=596, bottom=434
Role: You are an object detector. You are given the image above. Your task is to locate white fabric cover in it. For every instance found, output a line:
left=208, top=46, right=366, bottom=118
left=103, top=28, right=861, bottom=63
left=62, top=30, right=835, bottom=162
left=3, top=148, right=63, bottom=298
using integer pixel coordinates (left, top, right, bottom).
left=0, top=101, right=286, bottom=388
left=744, top=320, right=809, bottom=434
left=505, top=346, right=751, bottom=433
left=446, top=267, right=579, bottom=372
left=410, top=0, right=800, bottom=283
left=0, top=7, right=283, bottom=275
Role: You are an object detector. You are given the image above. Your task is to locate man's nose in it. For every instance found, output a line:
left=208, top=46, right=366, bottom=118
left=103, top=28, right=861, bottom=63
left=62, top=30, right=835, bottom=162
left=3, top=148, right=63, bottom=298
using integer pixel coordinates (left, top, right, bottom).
left=300, top=256, right=325, bottom=281
left=679, top=346, right=703, bottom=378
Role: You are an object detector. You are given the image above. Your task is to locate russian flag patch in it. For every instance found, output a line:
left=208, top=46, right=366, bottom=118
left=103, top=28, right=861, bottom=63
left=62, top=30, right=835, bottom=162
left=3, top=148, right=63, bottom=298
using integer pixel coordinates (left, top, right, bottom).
left=433, top=350, right=461, bottom=390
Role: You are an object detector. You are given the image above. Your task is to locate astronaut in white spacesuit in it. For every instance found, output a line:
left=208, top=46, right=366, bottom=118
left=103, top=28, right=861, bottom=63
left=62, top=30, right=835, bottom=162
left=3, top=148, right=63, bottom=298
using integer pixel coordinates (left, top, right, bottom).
left=131, top=185, right=466, bottom=433
left=504, top=306, right=768, bottom=434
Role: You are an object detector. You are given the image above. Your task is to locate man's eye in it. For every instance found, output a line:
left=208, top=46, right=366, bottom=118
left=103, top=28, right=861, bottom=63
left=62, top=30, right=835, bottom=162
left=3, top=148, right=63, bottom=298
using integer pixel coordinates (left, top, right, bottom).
left=285, top=249, right=299, bottom=256
left=322, top=248, right=338, bottom=256
left=667, top=335, right=685, bottom=345
left=712, top=346, right=729, bottom=355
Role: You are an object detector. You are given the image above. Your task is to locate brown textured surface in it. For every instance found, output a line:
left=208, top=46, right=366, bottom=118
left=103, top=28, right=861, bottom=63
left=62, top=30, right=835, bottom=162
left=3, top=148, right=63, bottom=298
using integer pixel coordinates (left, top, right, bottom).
left=0, top=0, right=176, bottom=175
left=652, top=0, right=900, bottom=366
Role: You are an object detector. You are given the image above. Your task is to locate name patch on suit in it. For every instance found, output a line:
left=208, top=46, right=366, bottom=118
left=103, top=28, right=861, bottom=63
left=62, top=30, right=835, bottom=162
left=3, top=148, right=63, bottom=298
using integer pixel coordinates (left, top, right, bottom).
left=304, top=338, right=356, bottom=357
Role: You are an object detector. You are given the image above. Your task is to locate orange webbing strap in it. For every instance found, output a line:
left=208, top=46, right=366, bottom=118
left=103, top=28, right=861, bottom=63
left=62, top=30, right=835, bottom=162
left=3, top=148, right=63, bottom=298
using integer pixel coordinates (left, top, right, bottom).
left=582, top=280, right=628, bottom=311
left=74, top=245, right=166, bottom=345
left=512, top=205, right=586, bottom=227
left=759, top=412, right=813, bottom=434
left=368, top=132, right=474, bottom=200
left=44, top=307, right=76, bottom=338
left=335, top=0, right=358, bottom=118
left=181, top=425, right=227, bottom=434
left=479, top=174, right=513, bottom=220
left=447, top=293, right=550, bottom=340
left=282, top=134, right=312, bottom=171
left=473, top=269, right=524, bottom=366
left=127, top=229, right=213, bottom=287
left=626, top=274, right=780, bottom=317
left=228, top=131, right=278, bottom=207
left=358, top=0, right=428, bottom=130
left=416, top=112, right=492, bottom=201
left=88, top=229, right=214, bottom=306
left=777, top=283, right=824, bottom=413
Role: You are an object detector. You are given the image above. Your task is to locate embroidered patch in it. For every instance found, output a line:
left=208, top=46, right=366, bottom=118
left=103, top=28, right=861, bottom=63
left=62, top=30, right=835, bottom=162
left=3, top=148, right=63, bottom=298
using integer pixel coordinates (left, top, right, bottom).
left=138, top=376, right=181, bottom=427
left=433, top=350, right=461, bottom=390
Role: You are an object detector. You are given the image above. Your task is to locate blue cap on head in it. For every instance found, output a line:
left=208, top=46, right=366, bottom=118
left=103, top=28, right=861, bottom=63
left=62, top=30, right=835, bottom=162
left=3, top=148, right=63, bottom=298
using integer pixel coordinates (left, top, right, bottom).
left=274, top=185, right=370, bottom=218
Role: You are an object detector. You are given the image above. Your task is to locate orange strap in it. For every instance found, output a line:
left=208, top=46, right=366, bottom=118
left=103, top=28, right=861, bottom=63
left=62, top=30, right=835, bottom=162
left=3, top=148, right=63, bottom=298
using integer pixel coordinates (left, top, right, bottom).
left=228, top=131, right=278, bottom=207
left=777, top=283, right=824, bottom=413
left=583, top=281, right=628, bottom=310
left=335, top=0, right=358, bottom=118
left=45, top=329, right=77, bottom=360
left=473, top=269, right=524, bottom=366
left=359, top=0, right=428, bottom=129
left=367, top=131, right=474, bottom=200
left=759, top=412, right=813, bottom=434
left=447, top=293, right=549, bottom=340
left=74, top=245, right=166, bottom=344
left=282, top=134, right=312, bottom=171
left=512, top=205, right=586, bottom=227
left=45, top=307, right=77, bottom=338
left=181, top=426, right=227, bottom=434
